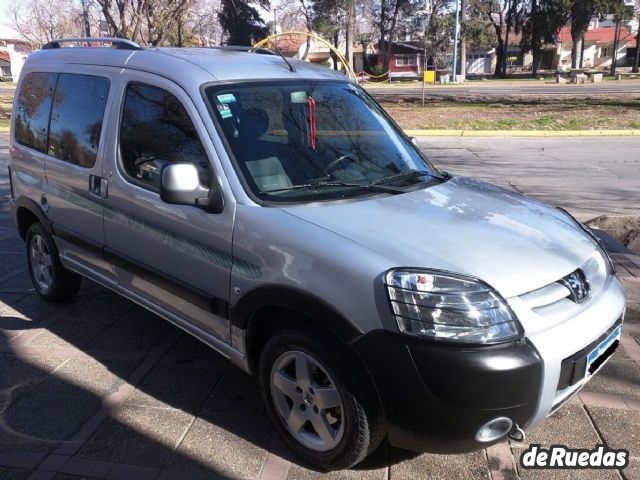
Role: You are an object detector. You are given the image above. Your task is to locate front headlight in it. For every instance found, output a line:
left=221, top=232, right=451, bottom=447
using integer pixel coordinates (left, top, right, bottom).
left=385, top=269, right=521, bottom=344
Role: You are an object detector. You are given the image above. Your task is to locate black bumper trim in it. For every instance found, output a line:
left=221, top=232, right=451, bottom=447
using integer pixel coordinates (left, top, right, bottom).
left=352, top=330, right=542, bottom=453
left=557, top=317, right=623, bottom=391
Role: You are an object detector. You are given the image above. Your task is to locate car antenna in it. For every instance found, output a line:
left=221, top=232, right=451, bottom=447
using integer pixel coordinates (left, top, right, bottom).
left=263, top=44, right=295, bottom=73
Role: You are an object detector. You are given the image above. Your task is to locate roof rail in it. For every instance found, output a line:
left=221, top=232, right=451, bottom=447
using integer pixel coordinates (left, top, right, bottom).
left=42, top=37, right=142, bottom=51
left=208, top=45, right=273, bottom=54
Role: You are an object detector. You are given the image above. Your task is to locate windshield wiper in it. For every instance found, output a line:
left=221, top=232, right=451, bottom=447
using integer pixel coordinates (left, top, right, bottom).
left=373, top=169, right=449, bottom=186
left=265, top=181, right=404, bottom=195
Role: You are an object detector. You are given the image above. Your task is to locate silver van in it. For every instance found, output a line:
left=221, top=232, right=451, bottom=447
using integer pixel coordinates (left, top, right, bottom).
left=9, top=38, right=626, bottom=470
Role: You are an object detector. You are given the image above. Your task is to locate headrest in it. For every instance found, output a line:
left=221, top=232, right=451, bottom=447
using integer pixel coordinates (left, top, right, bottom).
left=238, top=108, right=269, bottom=140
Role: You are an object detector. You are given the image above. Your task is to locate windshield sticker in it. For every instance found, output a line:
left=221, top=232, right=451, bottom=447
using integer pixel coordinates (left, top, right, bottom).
left=290, top=91, right=308, bottom=104
left=217, top=104, right=232, bottom=119
left=217, top=93, right=237, bottom=104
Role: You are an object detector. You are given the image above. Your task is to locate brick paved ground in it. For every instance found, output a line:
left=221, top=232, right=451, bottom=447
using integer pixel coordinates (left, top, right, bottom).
left=1, top=132, right=640, bottom=479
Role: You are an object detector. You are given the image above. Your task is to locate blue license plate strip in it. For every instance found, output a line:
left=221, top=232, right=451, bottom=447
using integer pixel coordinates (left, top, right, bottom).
left=586, top=325, right=622, bottom=376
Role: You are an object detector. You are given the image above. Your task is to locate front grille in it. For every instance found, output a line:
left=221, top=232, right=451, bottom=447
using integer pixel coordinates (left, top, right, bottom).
left=516, top=252, right=608, bottom=323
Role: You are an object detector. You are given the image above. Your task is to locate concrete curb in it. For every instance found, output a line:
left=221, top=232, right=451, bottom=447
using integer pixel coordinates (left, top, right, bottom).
left=405, top=129, right=640, bottom=137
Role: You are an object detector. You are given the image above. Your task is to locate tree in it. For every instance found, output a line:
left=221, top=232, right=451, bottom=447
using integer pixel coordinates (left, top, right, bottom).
left=459, top=0, right=467, bottom=78
left=520, top=0, right=570, bottom=76
left=423, top=12, right=455, bottom=68
left=188, top=0, right=224, bottom=45
left=610, top=0, right=633, bottom=75
left=569, top=0, right=613, bottom=68
left=94, top=0, right=192, bottom=46
left=218, top=0, right=269, bottom=45
left=470, top=0, right=525, bottom=77
left=312, top=0, right=346, bottom=69
left=9, top=0, right=89, bottom=47
left=374, top=0, right=417, bottom=71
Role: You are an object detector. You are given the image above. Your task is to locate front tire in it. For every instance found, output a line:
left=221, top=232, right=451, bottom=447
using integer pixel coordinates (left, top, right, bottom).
left=259, top=328, right=384, bottom=470
left=26, top=222, right=81, bottom=302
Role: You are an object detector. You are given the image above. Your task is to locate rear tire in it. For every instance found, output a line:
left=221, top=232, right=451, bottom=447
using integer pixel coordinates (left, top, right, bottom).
left=26, top=222, right=81, bottom=302
left=259, top=328, right=385, bottom=470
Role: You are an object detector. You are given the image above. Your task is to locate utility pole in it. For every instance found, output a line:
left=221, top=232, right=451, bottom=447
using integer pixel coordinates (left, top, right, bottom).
left=80, top=0, right=91, bottom=37
left=344, top=0, right=355, bottom=72
left=273, top=8, right=278, bottom=35
left=459, top=0, right=466, bottom=80
left=451, top=0, right=460, bottom=82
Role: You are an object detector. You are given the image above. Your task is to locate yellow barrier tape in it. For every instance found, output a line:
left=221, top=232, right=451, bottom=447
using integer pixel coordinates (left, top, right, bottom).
left=255, top=32, right=357, bottom=81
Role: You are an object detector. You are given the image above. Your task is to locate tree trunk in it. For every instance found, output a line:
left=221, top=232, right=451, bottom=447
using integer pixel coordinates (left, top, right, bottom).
left=612, top=21, right=621, bottom=76
left=571, top=35, right=581, bottom=69
left=382, top=0, right=403, bottom=72
left=503, top=0, right=513, bottom=77
left=531, top=0, right=538, bottom=77
left=378, top=1, right=388, bottom=70
left=503, top=28, right=511, bottom=76
left=344, top=0, right=354, bottom=72
left=492, top=18, right=504, bottom=77
left=634, top=33, right=640, bottom=73
left=302, top=37, right=311, bottom=60
left=495, top=37, right=505, bottom=77
left=459, top=0, right=466, bottom=78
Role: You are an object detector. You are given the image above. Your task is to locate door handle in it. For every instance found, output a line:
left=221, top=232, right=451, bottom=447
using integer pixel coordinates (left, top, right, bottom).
left=89, top=175, right=108, bottom=199
left=100, top=178, right=108, bottom=199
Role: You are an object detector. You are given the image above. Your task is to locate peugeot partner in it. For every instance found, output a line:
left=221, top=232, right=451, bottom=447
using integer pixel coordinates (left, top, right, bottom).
left=9, top=38, right=626, bottom=470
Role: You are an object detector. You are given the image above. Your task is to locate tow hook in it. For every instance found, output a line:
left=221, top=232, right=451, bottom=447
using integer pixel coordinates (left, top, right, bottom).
left=508, top=424, right=526, bottom=442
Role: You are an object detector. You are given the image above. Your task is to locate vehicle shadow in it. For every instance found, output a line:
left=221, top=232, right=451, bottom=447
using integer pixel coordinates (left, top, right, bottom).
left=0, top=220, right=423, bottom=478
left=0, top=269, right=422, bottom=477
left=0, top=134, right=422, bottom=478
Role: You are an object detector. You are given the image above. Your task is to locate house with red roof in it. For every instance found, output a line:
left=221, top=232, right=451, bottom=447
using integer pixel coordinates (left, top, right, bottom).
left=463, top=24, right=637, bottom=75
left=553, top=25, right=636, bottom=70
left=0, top=50, right=10, bottom=77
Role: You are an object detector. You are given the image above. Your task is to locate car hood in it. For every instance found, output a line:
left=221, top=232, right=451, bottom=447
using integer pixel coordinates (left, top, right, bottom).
left=281, top=177, right=597, bottom=298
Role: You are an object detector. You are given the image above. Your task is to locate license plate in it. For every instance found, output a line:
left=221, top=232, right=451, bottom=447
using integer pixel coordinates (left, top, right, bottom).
left=586, top=325, right=621, bottom=376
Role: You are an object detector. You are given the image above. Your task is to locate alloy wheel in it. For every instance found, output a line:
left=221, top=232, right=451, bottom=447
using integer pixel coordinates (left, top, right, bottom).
left=29, top=234, right=53, bottom=292
left=270, top=350, right=345, bottom=452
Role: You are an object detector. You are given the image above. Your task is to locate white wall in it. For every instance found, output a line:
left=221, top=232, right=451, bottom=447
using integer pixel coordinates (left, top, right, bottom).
left=6, top=44, right=27, bottom=79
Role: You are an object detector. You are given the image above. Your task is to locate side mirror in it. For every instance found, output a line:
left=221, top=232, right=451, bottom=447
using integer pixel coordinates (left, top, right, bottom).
left=160, top=163, right=224, bottom=213
left=410, top=137, right=419, bottom=146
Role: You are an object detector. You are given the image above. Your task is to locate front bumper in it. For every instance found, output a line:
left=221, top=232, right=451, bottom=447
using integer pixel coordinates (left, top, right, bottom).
left=513, top=275, right=627, bottom=427
left=353, top=277, right=626, bottom=454
left=352, top=331, right=542, bottom=453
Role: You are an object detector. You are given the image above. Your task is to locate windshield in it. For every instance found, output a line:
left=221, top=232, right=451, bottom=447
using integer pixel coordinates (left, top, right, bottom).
left=204, top=80, right=439, bottom=202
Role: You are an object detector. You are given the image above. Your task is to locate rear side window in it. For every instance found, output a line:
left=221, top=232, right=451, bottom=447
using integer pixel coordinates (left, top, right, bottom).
left=14, top=72, right=58, bottom=152
left=48, top=74, right=110, bottom=168
left=119, top=82, right=210, bottom=190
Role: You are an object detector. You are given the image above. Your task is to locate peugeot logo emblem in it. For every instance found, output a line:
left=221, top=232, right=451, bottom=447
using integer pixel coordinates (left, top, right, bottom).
left=560, top=269, right=590, bottom=304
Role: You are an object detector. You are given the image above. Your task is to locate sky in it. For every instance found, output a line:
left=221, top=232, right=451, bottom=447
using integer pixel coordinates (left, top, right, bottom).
left=0, top=0, right=18, bottom=39
left=0, top=0, right=11, bottom=14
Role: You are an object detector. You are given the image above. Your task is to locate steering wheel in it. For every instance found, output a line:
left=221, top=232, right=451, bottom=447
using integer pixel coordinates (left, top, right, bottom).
left=325, top=153, right=359, bottom=176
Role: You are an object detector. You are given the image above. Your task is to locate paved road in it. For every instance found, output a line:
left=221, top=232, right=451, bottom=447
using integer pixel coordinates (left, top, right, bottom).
left=420, top=136, right=640, bottom=221
left=1, top=132, right=640, bottom=479
left=366, top=81, right=640, bottom=98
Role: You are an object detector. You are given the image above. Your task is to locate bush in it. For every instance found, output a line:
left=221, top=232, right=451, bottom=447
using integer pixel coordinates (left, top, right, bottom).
left=0, top=76, right=13, bottom=82
left=368, top=64, right=384, bottom=76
